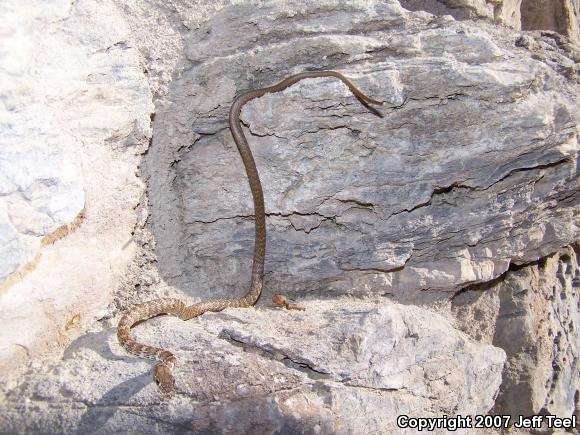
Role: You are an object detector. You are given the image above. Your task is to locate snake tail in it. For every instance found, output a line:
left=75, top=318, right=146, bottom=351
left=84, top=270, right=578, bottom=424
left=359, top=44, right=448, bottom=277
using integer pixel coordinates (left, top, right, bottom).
left=117, top=70, right=383, bottom=396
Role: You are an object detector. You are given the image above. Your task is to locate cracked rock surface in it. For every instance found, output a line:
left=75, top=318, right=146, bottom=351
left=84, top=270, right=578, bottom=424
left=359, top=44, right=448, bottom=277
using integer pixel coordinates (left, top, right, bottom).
left=1, top=0, right=579, bottom=433
left=0, top=0, right=151, bottom=378
left=145, top=0, right=579, bottom=304
left=401, top=0, right=580, bottom=44
left=0, top=300, right=505, bottom=434
left=453, top=244, right=580, bottom=420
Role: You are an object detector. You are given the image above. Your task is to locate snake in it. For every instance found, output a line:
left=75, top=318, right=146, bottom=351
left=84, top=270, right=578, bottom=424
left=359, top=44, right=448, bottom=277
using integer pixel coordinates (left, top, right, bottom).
left=117, top=70, right=384, bottom=396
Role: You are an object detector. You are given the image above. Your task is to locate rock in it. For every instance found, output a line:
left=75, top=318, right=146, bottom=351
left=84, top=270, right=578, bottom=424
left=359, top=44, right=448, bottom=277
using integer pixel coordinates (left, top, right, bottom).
left=0, top=0, right=578, bottom=432
left=521, top=0, right=580, bottom=43
left=495, top=0, right=524, bottom=28
left=0, top=2, right=86, bottom=285
left=144, top=0, right=579, bottom=305
left=399, top=0, right=501, bottom=23
left=400, top=0, right=580, bottom=43
left=399, top=0, right=524, bottom=29
left=0, top=0, right=152, bottom=376
left=452, top=244, right=580, bottom=420
left=0, top=300, right=505, bottom=433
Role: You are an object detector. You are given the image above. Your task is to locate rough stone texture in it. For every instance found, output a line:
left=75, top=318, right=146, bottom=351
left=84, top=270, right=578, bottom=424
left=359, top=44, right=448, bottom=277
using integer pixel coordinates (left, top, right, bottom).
left=0, top=2, right=85, bottom=285
left=0, top=0, right=578, bottom=433
left=495, top=0, right=523, bottom=28
left=452, top=244, right=580, bottom=422
left=521, top=0, right=580, bottom=43
left=399, top=0, right=523, bottom=28
left=145, top=1, right=579, bottom=305
left=0, top=0, right=152, bottom=376
left=0, top=300, right=505, bottom=433
left=400, top=0, right=580, bottom=43
left=401, top=0, right=580, bottom=43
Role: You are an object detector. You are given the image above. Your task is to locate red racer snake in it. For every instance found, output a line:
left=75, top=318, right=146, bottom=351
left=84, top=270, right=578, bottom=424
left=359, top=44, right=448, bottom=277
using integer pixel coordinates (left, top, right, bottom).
left=117, top=71, right=384, bottom=396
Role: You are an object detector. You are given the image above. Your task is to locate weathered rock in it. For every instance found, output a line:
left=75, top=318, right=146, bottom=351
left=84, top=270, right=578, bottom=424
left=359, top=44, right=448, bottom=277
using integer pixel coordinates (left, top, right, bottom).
left=521, top=0, right=580, bottom=43
left=0, top=0, right=578, bottom=432
left=400, top=0, right=580, bottom=43
left=0, top=300, right=505, bottom=433
left=144, top=0, right=579, bottom=305
left=400, top=0, right=521, bottom=27
left=0, top=0, right=152, bottom=376
left=0, top=2, right=85, bottom=285
left=452, top=244, right=580, bottom=421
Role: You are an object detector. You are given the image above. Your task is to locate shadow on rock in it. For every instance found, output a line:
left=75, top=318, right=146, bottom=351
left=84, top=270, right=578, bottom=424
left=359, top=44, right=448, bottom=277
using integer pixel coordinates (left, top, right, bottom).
left=63, top=327, right=126, bottom=362
left=77, top=372, right=151, bottom=434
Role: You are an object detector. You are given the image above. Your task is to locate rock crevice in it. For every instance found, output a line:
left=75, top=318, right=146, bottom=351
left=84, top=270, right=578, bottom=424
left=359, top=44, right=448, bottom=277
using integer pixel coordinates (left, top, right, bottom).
left=0, top=0, right=578, bottom=432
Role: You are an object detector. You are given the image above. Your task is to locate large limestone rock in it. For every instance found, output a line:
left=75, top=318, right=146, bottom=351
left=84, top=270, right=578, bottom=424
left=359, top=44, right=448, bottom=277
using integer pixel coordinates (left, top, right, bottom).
left=401, top=0, right=580, bottom=43
left=0, top=0, right=578, bottom=432
left=145, top=1, right=579, bottom=305
left=400, top=0, right=524, bottom=28
left=453, top=244, right=580, bottom=420
left=0, top=300, right=505, bottom=433
left=521, top=0, right=580, bottom=42
left=0, top=0, right=152, bottom=375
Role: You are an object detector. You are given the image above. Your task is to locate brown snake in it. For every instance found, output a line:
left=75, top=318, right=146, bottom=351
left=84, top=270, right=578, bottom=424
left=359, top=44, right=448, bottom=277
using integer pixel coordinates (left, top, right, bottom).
left=117, top=71, right=384, bottom=396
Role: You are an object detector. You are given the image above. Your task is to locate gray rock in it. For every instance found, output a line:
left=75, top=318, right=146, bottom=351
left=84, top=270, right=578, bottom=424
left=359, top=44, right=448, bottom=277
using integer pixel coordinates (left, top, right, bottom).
left=144, top=0, right=579, bottom=305
left=0, top=300, right=505, bottom=433
left=0, top=0, right=578, bottom=432
left=521, top=0, right=580, bottom=43
left=400, top=0, right=580, bottom=43
left=399, top=0, right=502, bottom=23
left=452, top=244, right=580, bottom=420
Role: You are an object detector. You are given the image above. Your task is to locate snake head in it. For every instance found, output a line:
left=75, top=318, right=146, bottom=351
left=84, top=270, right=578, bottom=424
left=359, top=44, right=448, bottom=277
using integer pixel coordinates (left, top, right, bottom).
left=154, top=363, right=176, bottom=398
left=272, top=294, right=288, bottom=306
left=272, top=294, right=305, bottom=311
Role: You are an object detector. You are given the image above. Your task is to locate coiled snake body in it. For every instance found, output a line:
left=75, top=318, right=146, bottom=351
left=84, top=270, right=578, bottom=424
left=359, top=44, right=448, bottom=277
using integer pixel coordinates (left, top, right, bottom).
left=117, top=71, right=383, bottom=396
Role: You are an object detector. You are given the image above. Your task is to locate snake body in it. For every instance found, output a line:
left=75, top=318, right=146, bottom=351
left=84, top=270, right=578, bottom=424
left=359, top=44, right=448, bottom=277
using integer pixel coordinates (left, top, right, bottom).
left=117, top=71, right=383, bottom=396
